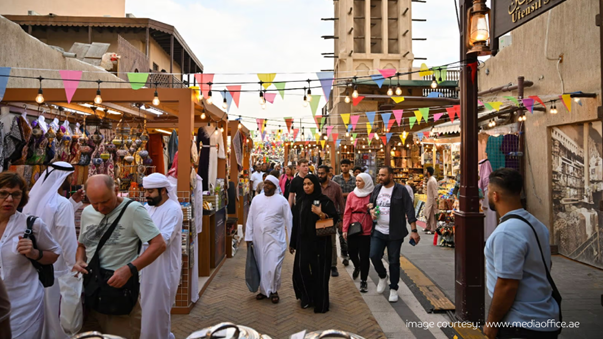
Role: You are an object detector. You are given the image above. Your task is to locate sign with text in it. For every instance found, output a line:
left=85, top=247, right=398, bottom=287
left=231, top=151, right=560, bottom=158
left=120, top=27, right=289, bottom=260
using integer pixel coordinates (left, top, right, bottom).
left=493, top=0, right=566, bottom=39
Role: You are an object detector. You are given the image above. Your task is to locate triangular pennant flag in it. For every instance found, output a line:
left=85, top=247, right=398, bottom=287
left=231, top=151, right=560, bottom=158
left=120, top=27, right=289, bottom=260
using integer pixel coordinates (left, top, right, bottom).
left=381, top=113, right=392, bottom=131
left=409, top=117, right=417, bottom=129
left=350, top=115, right=360, bottom=131
left=387, top=119, right=395, bottom=131
left=478, top=99, right=484, bottom=106
left=305, top=141, right=310, bottom=146
left=380, top=136, right=387, bottom=145
left=435, top=66, right=447, bottom=83
left=484, top=102, right=493, bottom=110
left=386, top=132, right=393, bottom=144
left=353, top=136, right=358, bottom=147
left=332, top=133, right=339, bottom=142
left=433, top=113, right=444, bottom=122
left=127, top=73, right=149, bottom=90
left=522, top=98, right=535, bottom=114
left=366, top=122, right=372, bottom=135
left=59, top=70, right=82, bottom=104
left=347, top=124, right=352, bottom=133
left=0, top=67, right=10, bottom=101
left=417, top=132, right=424, bottom=140
left=310, top=127, right=316, bottom=136
left=391, top=96, right=405, bottom=104
left=321, top=140, right=326, bottom=149
left=336, top=139, right=341, bottom=148
left=414, top=110, right=423, bottom=123
left=310, top=95, right=322, bottom=116
left=314, top=133, right=320, bottom=143
left=314, top=116, right=321, bottom=129
left=256, top=119, right=264, bottom=132
left=293, top=128, right=299, bottom=140
left=257, top=73, right=277, bottom=89
left=419, top=63, right=433, bottom=77
left=341, top=113, right=350, bottom=128
left=194, top=73, right=214, bottom=98
left=264, top=92, right=277, bottom=104
left=262, top=131, right=267, bottom=141
left=326, top=126, right=334, bottom=139
left=368, top=133, right=373, bottom=145
left=378, top=69, right=397, bottom=79
left=454, top=105, right=461, bottom=120
left=489, top=102, right=503, bottom=111
left=371, top=74, right=386, bottom=88
left=320, top=117, right=326, bottom=130
left=284, top=118, right=294, bottom=133
left=468, top=62, right=477, bottom=84
left=365, top=111, right=376, bottom=128
left=226, top=85, right=241, bottom=108
left=274, top=82, right=286, bottom=99
left=401, top=131, right=409, bottom=144
left=560, top=94, right=572, bottom=112
left=393, top=110, right=403, bottom=126
left=504, top=96, right=519, bottom=106
left=529, top=95, right=545, bottom=107
left=423, top=132, right=430, bottom=139
left=353, top=96, right=365, bottom=106
left=419, top=108, right=430, bottom=122
left=316, top=71, right=334, bottom=100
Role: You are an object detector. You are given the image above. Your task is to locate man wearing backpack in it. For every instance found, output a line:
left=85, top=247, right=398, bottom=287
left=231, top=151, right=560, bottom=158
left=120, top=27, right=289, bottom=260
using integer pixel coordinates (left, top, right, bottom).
left=484, top=169, right=561, bottom=339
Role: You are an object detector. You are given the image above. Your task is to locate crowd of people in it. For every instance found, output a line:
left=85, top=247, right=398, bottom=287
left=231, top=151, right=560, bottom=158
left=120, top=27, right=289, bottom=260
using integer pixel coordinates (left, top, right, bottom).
left=0, top=162, right=183, bottom=339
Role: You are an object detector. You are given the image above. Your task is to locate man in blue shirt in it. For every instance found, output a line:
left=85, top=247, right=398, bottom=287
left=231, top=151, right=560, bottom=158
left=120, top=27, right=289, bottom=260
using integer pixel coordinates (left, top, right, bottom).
left=484, top=168, right=560, bottom=339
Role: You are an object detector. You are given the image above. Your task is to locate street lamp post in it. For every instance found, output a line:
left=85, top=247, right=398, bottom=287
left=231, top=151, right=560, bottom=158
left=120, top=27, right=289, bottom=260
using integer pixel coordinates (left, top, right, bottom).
left=455, top=0, right=490, bottom=324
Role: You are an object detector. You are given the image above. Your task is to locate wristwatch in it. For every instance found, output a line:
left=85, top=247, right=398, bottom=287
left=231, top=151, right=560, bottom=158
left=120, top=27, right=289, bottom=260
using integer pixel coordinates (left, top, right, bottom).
left=35, top=249, right=44, bottom=261
left=127, top=263, right=138, bottom=275
left=411, top=229, right=418, bottom=233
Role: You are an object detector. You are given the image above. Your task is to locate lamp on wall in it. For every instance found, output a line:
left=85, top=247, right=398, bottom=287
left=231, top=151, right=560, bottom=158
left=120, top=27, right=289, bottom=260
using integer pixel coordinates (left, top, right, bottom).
left=467, top=0, right=492, bottom=56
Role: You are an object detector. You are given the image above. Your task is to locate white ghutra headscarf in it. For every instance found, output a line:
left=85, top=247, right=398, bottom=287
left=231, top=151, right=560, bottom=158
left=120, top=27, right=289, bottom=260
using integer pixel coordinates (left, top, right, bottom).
left=143, top=173, right=179, bottom=202
left=23, top=161, right=74, bottom=223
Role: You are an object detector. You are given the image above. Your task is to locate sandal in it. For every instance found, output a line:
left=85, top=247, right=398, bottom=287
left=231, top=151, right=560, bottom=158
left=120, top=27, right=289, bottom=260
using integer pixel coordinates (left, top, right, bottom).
left=270, top=293, right=280, bottom=304
left=256, top=293, right=267, bottom=300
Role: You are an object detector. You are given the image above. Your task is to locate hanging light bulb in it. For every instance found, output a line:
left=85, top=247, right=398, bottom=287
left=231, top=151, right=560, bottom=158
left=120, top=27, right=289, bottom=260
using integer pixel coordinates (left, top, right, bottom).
left=307, top=80, right=312, bottom=101
left=262, top=102, right=267, bottom=109
left=323, top=135, right=328, bottom=140
left=550, top=103, right=558, bottom=114
left=152, top=83, right=160, bottom=106
left=94, top=80, right=103, bottom=104
left=387, top=86, right=393, bottom=96
left=238, top=117, right=242, bottom=129
left=574, top=97, right=580, bottom=103
left=345, top=131, right=349, bottom=137
left=395, top=75, right=402, bottom=96
left=259, top=91, right=264, bottom=105
left=201, top=112, right=206, bottom=120
left=492, top=119, right=496, bottom=127
left=214, top=126, right=219, bottom=135
left=352, top=85, right=359, bottom=98
left=430, top=76, right=438, bottom=89
left=344, top=89, right=351, bottom=104
left=35, top=77, right=44, bottom=104
left=221, top=90, right=228, bottom=109
left=207, top=88, right=213, bottom=105
left=303, top=98, right=308, bottom=107
left=220, top=127, right=224, bottom=133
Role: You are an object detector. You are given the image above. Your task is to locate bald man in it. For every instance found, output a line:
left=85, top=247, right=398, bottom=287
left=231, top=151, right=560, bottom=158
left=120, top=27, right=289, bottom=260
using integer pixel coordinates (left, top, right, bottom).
left=74, top=175, right=166, bottom=339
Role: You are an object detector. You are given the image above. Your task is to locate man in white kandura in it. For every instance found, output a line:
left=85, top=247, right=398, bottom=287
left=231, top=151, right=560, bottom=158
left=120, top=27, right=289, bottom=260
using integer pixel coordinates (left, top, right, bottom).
left=140, top=173, right=183, bottom=339
left=245, top=175, right=293, bottom=304
left=23, top=162, right=78, bottom=339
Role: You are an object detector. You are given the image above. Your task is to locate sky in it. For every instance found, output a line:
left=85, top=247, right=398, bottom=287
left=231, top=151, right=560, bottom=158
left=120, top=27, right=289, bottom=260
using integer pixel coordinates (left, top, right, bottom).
left=125, top=0, right=461, bottom=133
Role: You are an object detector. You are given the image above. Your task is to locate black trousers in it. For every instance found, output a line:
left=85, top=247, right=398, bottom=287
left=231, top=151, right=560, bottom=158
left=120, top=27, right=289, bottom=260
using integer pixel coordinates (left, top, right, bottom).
left=347, top=235, right=371, bottom=281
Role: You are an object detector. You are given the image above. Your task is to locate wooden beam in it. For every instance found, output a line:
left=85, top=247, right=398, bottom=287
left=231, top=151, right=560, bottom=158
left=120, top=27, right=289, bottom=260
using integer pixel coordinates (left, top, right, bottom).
left=88, top=25, right=92, bottom=44
left=170, top=34, right=174, bottom=88
left=177, top=91, right=194, bottom=192
left=145, top=27, right=150, bottom=58
left=181, top=46, right=185, bottom=82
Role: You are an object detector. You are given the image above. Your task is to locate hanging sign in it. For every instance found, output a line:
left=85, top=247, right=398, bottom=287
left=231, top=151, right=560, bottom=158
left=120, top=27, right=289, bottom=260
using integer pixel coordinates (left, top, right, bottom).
left=494, top=0, right=566, bottom=39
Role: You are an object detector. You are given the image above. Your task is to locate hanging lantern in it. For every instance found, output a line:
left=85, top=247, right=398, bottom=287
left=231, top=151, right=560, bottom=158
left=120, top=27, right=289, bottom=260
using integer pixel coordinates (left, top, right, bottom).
left=467, top=0, right=492, bottom=56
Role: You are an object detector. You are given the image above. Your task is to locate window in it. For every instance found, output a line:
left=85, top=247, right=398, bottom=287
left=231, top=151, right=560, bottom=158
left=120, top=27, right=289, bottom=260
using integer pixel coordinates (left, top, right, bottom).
left=153, top=63, right=159, bottom=71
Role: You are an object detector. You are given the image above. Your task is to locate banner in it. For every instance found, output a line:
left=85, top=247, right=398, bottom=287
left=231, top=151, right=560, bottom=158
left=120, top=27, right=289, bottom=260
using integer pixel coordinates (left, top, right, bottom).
left=366, top=111, right=376, bottom=128
left=446, top=107, right=456, bottom=123
left=127, top=72, right=149, bottom=90
left=332, top=133, right=339, bottom=142
left=274, top=82, right=286, bottom=99
left=409, top=117, right=416, bottom=129
left=310, top=95, right=322, bottom=116
left=504, top=96, right=519, bottom=106
left=326, top=126, right=334, bottom=139
left=522, top=98, right=535, bottom=114
left=391, top=96, right=405, bottom=104
left=366, top=122, right=372, bottom=135
left=433, top=113, right=444, bottom=122
left=257, top=73, right=276, bottom=89
left=264, top=92, right=277, bottom=104
left=350, top=115, right=360, bottom=131
left=489, top=102, right=503, bottom=111
left=341, top=113, right=350, bottom=128
left=393, top=110, right=403, bottom=126
left=371, top=74, right=385, bottom=88
left=386, top=132, right=393, bottom=144
left=380, top=136, right=387, bottom=146
left=59, top=70, right=82, bottom=103
left=560, top=94, right=572, bottom=112
left=529, top=95, right=545, bottom=107
left=414, top=110, right=423, bottom=124
left=419, top=107, right=430, bottom=122
left=293, top=128, right=299, bottom=140
left=381, top=112, right=391, bottom=131
left=378, top=69, right=397, bottom=79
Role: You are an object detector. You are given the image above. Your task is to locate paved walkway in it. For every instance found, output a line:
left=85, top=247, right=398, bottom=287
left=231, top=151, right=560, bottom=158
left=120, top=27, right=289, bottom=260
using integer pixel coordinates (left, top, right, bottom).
left=172, top=244, right=387, bottom=339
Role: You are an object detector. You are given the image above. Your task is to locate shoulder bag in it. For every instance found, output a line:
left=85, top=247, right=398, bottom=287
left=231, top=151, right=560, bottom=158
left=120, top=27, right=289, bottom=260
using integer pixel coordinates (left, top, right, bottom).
left=348, top=211, right=369, bottom=237
left=500, top=214, right=562, bottom=334
left=315, top=217, right=336, bottom=237
left=83, top=200, right=139, bottom=315
left=23, top=216, right=55, bottom=287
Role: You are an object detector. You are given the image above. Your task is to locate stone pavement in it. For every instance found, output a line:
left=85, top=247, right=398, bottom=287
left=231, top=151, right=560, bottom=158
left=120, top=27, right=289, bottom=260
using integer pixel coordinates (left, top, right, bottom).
left=404, top=230, right=603, bottom=339
left=171, top=244, right=387, bottom=339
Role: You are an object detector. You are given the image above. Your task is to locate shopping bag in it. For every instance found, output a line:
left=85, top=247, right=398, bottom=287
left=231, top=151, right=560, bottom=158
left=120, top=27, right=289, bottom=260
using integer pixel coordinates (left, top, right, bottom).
left=59, top=272, right=84, bottom=335
left=245, top=244, right=261, bottom=293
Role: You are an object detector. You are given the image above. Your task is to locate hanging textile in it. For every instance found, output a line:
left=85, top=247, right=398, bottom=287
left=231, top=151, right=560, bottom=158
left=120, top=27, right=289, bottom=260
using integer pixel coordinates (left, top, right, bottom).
left=502, top=134, right=520, bottom=171
left=167, top=130, right=178, bottom=169
left=196, top=125, right=226, bottom=191
left=148, top=134, right=166, bottom=175
left=485, top=135, right=505, bottom=171
left=233, top=131, right=243, bottom=171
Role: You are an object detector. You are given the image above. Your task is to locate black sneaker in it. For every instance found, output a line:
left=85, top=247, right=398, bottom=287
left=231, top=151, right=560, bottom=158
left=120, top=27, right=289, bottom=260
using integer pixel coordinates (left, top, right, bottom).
left=342, top=258, right=350, bottom=266
left=331, top=267, right=339, bottom=277
left=352, top=267, right=360, bottom=280
left=360, top=281, right=368, bottom=293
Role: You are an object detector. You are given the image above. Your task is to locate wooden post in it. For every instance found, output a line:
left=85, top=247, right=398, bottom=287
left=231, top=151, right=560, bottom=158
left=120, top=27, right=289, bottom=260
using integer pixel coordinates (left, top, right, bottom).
left=170, top=35, right=174, bottom=88
left=176, top=91, right=194, bottom=193
left=88, top=26, right=92, bottom=44
left=181, top=47, right=185, bottom=83
left=145, top=27, right=150, bottom=58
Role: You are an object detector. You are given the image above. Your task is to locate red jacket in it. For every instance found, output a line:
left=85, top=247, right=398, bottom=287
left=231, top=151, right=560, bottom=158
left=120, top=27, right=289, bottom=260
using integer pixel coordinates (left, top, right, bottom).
left=342, top=191, right=373, bottom=236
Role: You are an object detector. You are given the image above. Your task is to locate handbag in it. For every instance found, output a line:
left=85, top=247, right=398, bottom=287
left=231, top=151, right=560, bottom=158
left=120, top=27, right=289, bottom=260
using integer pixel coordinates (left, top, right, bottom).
left=501, top=214, right=562, bottom=334
left=23, top=216, right=55, bottom=287
left=245, top=244, right=260, bottom=292
left=83, top=200, right=139, bottom=316
left=348, top=212, right=368, bottom=237
left=315, top=218, right=336, bottom=237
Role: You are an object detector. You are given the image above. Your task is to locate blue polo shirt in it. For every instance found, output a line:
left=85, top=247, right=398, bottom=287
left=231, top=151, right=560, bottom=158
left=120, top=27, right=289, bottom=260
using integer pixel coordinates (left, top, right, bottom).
left=485, top=208, right=560, bottom=331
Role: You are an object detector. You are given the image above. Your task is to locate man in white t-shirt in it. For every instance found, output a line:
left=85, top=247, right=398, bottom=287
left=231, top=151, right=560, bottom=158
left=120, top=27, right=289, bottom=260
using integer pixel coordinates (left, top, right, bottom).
left=369, top=167, right=420, bottom=303
left=250, top=165, right=265, bottom=198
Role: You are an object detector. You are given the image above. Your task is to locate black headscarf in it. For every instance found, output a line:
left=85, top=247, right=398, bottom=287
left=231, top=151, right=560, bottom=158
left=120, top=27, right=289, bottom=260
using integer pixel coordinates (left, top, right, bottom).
left=298, top=174, right=340, bottom=237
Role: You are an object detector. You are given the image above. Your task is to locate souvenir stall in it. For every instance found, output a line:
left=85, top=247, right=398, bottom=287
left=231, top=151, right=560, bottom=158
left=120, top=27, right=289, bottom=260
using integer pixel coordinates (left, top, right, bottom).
left=1, top=87, right=228, bottom=314
left=283, top=141, right=335, bottom=169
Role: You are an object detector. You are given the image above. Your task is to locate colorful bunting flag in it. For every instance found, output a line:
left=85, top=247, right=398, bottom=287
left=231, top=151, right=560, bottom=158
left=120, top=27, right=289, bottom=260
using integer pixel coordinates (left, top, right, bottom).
left=284, top=118, right=294, bottom=133
left=310, top=95, right=322, bottom=116
left=409, top=117, right=417, bottom=129
left=316, top=71, right=334, bottom=100
left=321, top=140, right=326, bottom=149
left=320, top=117, right=326, bottom=130
left=366, top=111, right=376, bottom=128
left=353, top=96, right=365, bottom=106
left=368, top=133, right=373, bottom=145
left=127, top=73, right=149, bottom=90
left=264, top=92, right=277, bottom=104
left=274, top=82, right=286, bottom=99
left=256, top=119, right=265, bottom=133
left=386, top=132, right=393, bottom=144
left=484, top=102, right=493, bottom=110
left=414, top=110, right=423, bottom=124
left=393, top=110, right=403, bottom=126
left=391, top=96, right=405, bottom=104
left=224, top=85, right=241, bottom=108
left=293, top=128, right=299, bottom=140
left=419, top=63, right=433, bottom=77
left=381, top=113, right=391, bottom=131
left=378, top=69, right=397, bottom=79
left=351, top=115, right=360, bottom=131
left=371, top=74, right=385, bottom=88
left=326, top=126, right=334, bottom=139
left=419, top=107, right=430, bottom=122
left=522, top=98, right=535, bottom=114
left=341, top=113, right=351, bottom=128
left=560, top=94, right=572, bottom=112
left=194, top=73, right=214, bottom=97
left=433, top=113, right=444, bottom=122
left=529, top=95, right=545, bottom=107
left=336, top=139, right=341, bottom=148
left=310, top=127, right=316, bottom=136
left=332, top=133, right=339, bottom=142
left=423, top=131, right=430, bottom=139
left=0, top=67, right=10, bottom=102
left=454, top=105, right=461, bottom=120
left=366, top=122, right=372, bottom=135
left=314, top=116, right=321, bottom=129
left=257, top=73, right=276, bottom=89
left=401, top=131, right=409, bottom=144
left=347, top=124, right=352, bottom=133
left=489, top=102, right=503, bottom=111
left=380, top=136, right=387, bottom=145
left=387, top=119, right=395, bottom=131
left=417, top=132, right=424, bottom=140
left=504, top=96, right=519, bottom=106
left=434, top=66, right=447, bottom=83
left=59, top=70, right=82, bottom=104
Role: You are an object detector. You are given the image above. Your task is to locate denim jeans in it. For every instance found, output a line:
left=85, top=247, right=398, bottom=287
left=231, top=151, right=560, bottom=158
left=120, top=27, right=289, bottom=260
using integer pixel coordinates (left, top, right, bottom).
left=369, top=230, right=404, bottom=290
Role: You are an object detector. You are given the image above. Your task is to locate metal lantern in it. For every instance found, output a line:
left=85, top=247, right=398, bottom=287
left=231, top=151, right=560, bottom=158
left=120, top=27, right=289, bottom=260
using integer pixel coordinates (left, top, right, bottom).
left=467, top=0, right=492, bottom=55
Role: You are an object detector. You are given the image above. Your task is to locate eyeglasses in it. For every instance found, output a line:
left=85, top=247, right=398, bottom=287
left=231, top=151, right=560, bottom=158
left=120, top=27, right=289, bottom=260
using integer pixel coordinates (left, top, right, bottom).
left=0, top=191, right=23, bottom=200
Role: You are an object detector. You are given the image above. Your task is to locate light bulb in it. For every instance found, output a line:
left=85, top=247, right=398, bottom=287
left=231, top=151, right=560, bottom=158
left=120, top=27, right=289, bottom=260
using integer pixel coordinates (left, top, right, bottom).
left=238, top=122, right=242, bottom=129
left=259, top=92, right=264, bottom=105
left=395, top=86, right=402, bottom=95
left=207, top=96, right=213, bottom=105
left=345, top=95, right=350, bottom=103
left=35, top=89, right=44, bottom=104
left=201, top=112, right=206, bottom=119
left=323, top=135, right=328, bottom=140
left=352, top=88, right=359, bottom=98
left=574, top=97, right=580, bottom=103
left=303, top=100, right=308, bottom=107
left=222, top=100, right=228, bottom=110
left=197, top=92, right=204, bottom=100
left=94, top=91, right=103, bottom=105
left=431, top=77, right=438, bottom=89
left=220, top=127, right=224, bottom=133
left=345, top=132, right=349, bottom=137
left=152, top=91, right=160, bottom=106
left=262, top=102, right=267, bottom=110
left=387, top=87, right=393, bottom=96
left=307, top=88, right=312, bottom=102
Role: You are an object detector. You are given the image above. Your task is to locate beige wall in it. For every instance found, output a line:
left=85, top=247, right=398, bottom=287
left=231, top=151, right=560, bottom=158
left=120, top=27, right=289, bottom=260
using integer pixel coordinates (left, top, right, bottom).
left=0, top=0, right=126, bottom=17
left=0, top=16, right=128, bottom=89
left=149, top=38, right=182, bottom=74
left=478, top=0, right=601, bottom=242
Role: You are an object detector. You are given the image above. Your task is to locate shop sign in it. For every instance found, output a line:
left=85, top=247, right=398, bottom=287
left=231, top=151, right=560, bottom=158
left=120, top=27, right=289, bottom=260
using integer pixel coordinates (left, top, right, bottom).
left=493, top=0, right=566, bottom=39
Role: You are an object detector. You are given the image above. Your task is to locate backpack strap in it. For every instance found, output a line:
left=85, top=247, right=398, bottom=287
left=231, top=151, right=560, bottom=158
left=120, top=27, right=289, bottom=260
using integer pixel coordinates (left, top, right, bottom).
left=93, top=200, right=135, bottom=258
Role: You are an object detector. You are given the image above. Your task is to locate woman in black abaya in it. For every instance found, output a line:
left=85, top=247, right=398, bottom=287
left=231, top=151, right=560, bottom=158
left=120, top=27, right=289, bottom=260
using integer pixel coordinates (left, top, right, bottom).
left=290, top=175, right=339, bottom=313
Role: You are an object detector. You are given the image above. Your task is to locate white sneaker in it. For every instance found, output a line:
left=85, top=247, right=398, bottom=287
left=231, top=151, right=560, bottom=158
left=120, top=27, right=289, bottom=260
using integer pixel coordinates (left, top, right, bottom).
left=377, top=276, right=388, bottom=293
left=389, top=289, right=399, bottom=303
